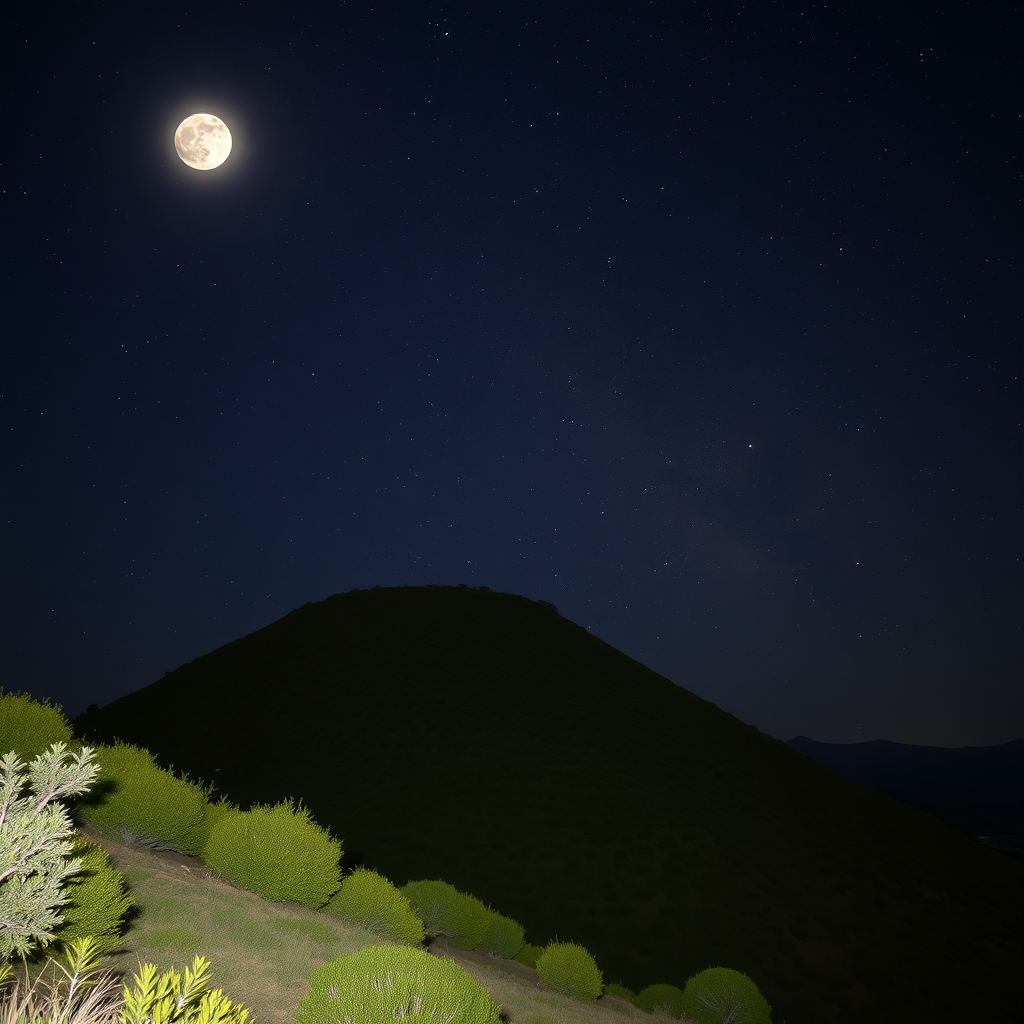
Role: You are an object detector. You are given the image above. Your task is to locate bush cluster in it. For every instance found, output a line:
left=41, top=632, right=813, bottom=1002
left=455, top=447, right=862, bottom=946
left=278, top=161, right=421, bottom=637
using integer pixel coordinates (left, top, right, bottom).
left=535, top=940, right=603, bottom=1002
left=202, top=796, right=343, bottom=909
left=513, top=942, right=545, bottom=969
left=679, top=967, right=773, bottom=1024
left=324, top=866, right=425, bottom=945
left=636, top=981, right=685, bottom=1016
left=401, top=878, right=490, bottom=949
left=71, top=741, right=212, bottom=857
left=604, top=981, right=639, bottom=1004
left=1, top=687, right=775, bottom=1023
left=296, top=943, right=502, bottom=1024
left=475, top=907, right=526, bottom=959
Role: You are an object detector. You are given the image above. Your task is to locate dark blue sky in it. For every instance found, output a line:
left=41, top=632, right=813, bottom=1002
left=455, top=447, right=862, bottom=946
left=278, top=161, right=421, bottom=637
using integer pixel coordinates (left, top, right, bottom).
left=3, top=2, right=1020, bottom=747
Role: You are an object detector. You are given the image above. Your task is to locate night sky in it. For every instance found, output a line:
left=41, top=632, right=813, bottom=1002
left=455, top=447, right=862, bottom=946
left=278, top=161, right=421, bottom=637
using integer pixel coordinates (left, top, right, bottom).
left=3, top=2, right=1020, bottom=748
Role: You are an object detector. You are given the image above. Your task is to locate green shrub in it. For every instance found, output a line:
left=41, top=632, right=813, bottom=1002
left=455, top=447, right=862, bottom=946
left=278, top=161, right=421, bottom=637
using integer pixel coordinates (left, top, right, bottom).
left=636, top=982, right=686, bottom=1017
left=474, top=908, right=526, bottom=959
left=197, top=794, right=243, bottom=853
left=295, top=943, right=501, bottom=1024
left=679, top=967, right=772, bottom=1024
left=71, top=737, right=160, bottom=778
left=202, top=797, right=342, bottom=909
left=400, top=879, right=451, bottom=936
left=536, top=940, right=603, bottom=1002
left=513, top=942, right=544, bottom=969
left=0, top=691, right=77, bottom=767
left=65, top=740, right=160, bottom=824
left=604, top=981, right=639, bottom=1004
left=324, top=867, right=425, bottom=945
left=400, top=879, right=490, bottom=950
left=30, top=832, right=135, bottom=965
left=69, top=742, right=212, bottom=856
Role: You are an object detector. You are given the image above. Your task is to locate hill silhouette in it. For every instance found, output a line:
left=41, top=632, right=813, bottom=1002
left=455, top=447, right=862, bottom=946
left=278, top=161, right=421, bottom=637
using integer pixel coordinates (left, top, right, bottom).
left=67, top=584, right=1022, bottom=1024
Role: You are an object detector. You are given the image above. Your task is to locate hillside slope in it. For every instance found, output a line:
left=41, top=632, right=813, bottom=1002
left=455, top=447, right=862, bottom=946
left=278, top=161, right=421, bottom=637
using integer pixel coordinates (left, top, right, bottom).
left=68, top=585, right=1023, bottom=1024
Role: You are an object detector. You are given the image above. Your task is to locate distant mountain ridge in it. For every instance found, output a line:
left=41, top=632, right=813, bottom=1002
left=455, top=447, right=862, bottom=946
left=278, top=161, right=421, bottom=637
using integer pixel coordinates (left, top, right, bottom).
left=785, top=736, right=1024, bottom=861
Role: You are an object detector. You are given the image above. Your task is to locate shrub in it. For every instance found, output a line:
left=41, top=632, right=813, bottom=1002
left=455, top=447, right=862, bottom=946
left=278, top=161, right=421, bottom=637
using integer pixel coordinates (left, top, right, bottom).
left=401, top=880, right=450, bottom=936
left=513, top=942, right=544, bottom=969
left=636, top=982, right=686, bottom=1017
left=475, top=908, right=526, bottom=959
left=605, top=981, right=639, bottom=1004
left=535, top=940, right=603, bottom=1002
left=30, top=831, right=134, bottom=965
left=325, top=867, right=425, bottom=945
left=69, top=738, right=159, bottom=778
left=2, top=937, right=256, bottom=1024
left=0, top=742, right=101, bottom=965
left=70, top=742, right=213, bottom=856
left=0, top=691, right=78, bottom=767
left=401, top=879, right=490, bottom=950
left=197, top=793, right=244, bottom=853
left=679, top=967, right=773, bottom=1024
left=202, top=797, right=342, bottom=909
left=295, top=943, right=501, bottom=1024
left=95, top=745, right=215, bottom=856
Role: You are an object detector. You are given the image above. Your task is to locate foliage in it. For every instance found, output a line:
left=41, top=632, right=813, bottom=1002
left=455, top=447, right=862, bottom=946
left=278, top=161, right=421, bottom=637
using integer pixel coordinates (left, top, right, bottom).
left=535, top=940, right=604, bottom=1002
left=119, top=953, right=256, bottom=1024
left=324, top=866, right=425, bottom=945
left=25, top=831, right=134, bottom=966
left=604, top=981, right=639, bottom=1004
left=70, top=741, right=214, bottom=857
left=196, top=794, right=243, bottom=854
left=0, top=690, right=79, bottom=768
left=679, top=967, right=773, bottom=1024
left=2, top=937, right=256, bottom=1024
left=474, top=907, right=526, bottom=959
left=202, top=797, right=343, bottom=909
left=68, top=738, right=158, bottom=780
left=400, top=879, right=490, bottom=950
left=0, top=742, right=100, bottom=967
left=0, top=935, right=129, bottom=1024
left=636, top=982, right=686, bottom=1017
left=512, top=943, right=544, bottom=969
left=294, top=942, right=502, bottom=1024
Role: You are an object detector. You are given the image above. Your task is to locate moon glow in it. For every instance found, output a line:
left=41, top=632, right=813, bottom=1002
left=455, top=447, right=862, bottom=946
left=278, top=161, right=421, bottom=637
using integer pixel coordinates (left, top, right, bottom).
left=174, top=113, right=232, bottom=171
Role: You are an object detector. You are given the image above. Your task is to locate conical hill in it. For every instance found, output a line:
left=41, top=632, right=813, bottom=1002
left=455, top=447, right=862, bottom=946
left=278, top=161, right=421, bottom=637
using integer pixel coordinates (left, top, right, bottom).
left=68, top=585, right=1022, bottom=1024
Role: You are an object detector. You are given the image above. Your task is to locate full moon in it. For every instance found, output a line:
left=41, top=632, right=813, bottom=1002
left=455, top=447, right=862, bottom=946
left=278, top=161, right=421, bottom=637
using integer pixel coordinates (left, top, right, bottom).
left=174, top=113, right=232, bottom=171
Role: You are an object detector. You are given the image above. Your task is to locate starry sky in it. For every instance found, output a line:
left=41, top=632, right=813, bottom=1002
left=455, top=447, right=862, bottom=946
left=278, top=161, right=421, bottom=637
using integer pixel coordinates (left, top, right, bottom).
left=3, top=2, right=1020, bottom=748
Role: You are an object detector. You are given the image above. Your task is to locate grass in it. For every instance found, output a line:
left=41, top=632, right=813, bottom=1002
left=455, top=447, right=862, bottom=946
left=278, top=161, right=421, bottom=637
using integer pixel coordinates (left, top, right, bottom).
left=10, top=584, right=1024, bottom=1022
left=0, top=822, right=684, bottom=1024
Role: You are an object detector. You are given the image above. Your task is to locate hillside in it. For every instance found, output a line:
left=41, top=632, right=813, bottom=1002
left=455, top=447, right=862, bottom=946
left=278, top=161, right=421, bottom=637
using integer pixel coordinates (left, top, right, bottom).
left=67, top=585, right=1022, bottom=1024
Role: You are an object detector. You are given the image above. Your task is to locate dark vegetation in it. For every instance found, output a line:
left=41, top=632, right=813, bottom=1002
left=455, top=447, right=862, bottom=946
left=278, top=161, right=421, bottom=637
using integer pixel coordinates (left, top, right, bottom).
left=66, top=585, right=1022, bottom=1024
